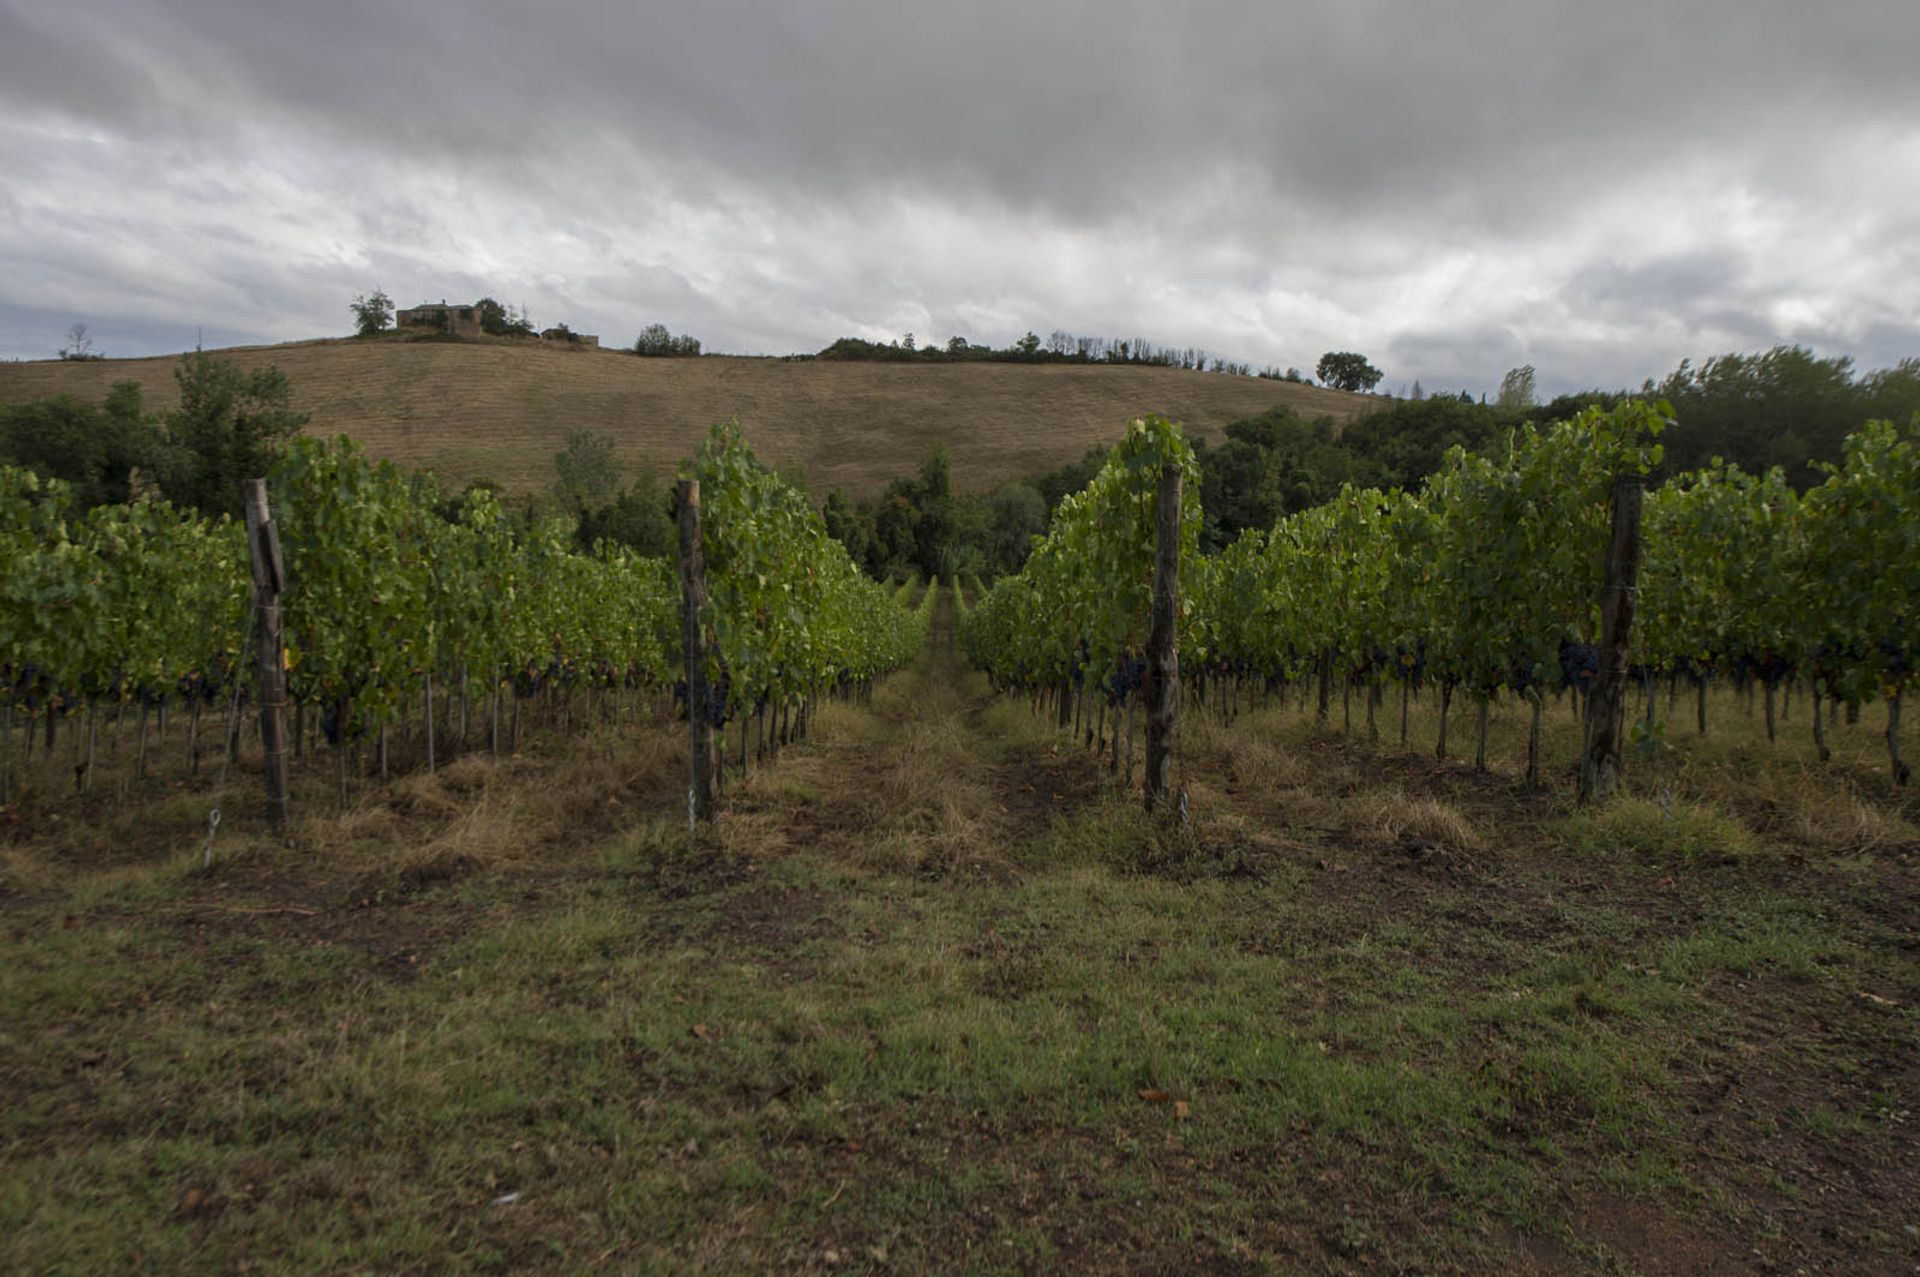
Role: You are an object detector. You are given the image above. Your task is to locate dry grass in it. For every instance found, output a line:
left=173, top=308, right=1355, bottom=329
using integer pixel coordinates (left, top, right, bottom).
left=1216, top=681, right=1916, bottom=849
left=275, top=720, right=684, bottom=877
left=0, top=841, right=67, bottom=898
left=1783, top=788, right=1917, bottom=853
left=856, top=661, right=1009, bottom=878
left=1365, top=788, right=1483, bottom=853
left=974, top=695, right=1062, bottom=755
left=808, top=698, right=890, bottom=746
left=0, top=340, right=1375, bottom=496
left=1185, top=706, right=1330, bottom=795
left=1701, top=763, right=1919, bottom=855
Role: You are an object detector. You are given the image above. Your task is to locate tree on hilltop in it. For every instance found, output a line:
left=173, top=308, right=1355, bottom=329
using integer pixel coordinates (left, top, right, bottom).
left=58, top=321, right=105, bottom=360
left=476, top=297, right=535, bottom=337
left=349, top=290, right=393, bottom=337
left=1316, top=351, right=1384, bottom=393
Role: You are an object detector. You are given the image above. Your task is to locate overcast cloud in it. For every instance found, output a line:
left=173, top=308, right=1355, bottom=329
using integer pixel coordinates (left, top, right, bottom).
left=2, top=0, right=1917, bottom=394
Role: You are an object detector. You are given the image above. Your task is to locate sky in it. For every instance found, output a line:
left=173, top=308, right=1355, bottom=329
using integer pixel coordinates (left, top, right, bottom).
left=2, top=0, right=1917, bottom=396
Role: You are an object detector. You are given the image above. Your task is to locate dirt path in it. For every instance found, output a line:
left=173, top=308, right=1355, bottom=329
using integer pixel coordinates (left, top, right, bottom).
left=727, top=582, right=1103, bottom=876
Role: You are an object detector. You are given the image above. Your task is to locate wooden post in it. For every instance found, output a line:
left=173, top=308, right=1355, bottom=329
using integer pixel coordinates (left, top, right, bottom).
left=1579, top=473, right=1644, bottom=804
left=242, top=479, right=291, bottom=829
left=1526, top=688, right=1544, bottom=787
left=1889, top=694, right=1909, bottom=787
left=1144, top=465, right=1182, bottom=814
left=678, top=479, right=715, bottom=826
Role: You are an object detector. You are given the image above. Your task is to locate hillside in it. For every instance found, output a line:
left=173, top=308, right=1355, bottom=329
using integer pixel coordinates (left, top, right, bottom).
left=0, top=339, right=1375, bottom=494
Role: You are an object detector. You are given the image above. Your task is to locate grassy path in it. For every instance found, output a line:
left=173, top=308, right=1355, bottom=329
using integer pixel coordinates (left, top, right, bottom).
left=2, top=584, right=1917, bottom=1274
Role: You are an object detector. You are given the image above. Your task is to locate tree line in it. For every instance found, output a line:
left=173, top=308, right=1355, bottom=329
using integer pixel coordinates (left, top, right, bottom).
left=11, top=341, right=1912, bottom=593
left=808, top=330, right=1325, bottom=382
left=0, top=355, right=307, bottom=518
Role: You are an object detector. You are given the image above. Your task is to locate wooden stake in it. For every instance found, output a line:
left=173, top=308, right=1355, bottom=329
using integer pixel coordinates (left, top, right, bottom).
left=242, top=478, right=291, bottom=829
left=1474, top=697, right=1489, bottom=773
left=679, top=479, right=715, bottom=825
left=1526, top=688, right=1544, bottom=787
left=1144, top=465, right=1181, bottom=814
left=1889, top=694, right=1909, bottom=787
left=1578, top=473, right=1644, bottom=804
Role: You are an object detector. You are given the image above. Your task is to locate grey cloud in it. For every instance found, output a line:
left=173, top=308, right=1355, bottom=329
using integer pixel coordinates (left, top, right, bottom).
left=1, top=0, right=1917, bottom=390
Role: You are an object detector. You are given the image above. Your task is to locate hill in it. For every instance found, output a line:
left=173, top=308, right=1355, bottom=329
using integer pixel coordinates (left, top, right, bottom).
left=0, top=339, right=1376, bottom=494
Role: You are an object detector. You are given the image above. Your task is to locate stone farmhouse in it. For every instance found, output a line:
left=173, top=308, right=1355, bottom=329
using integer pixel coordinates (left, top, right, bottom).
left=396, top=300, right=598, bottom=347
left=395, top=300, right=483, bottom=338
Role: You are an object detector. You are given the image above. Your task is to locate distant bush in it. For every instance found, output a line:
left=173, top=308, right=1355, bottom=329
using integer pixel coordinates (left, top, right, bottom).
left=815, top=328, right=1283, bottom=374
left=476, top=297, right=535, bottom=337
left=633, top=324, right=702, bottom=357
left=816, top=337, right=923, bottom=362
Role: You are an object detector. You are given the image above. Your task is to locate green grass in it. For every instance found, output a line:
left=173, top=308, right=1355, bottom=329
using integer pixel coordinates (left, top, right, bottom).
left=1556, top=795, right=1760, bottom=861
left=4, top=820, right=1908, bottom=1273
left=3, top=646, right=1916, bottom=1273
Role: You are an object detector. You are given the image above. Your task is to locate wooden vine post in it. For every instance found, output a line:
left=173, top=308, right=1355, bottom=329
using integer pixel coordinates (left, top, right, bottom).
left=1578, top=472, right=1645, bottom=804
left=678, top=479, right=715, bottom=826
left=1144, top=464, right=1182, bottom=814
left=242, top=479, right=291, bottom=830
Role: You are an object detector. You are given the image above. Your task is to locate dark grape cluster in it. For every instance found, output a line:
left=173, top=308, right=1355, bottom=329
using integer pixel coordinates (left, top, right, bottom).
left=1105, top=655, right=1147, bottom=704
left=1559, top=641, right=1598, bottom=692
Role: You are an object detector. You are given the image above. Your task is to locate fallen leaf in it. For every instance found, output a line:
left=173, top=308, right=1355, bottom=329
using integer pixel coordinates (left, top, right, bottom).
left=691, top=1023, right=711, bottom=1039
left=1137, top=1088, right=1172, bottom=1104
left=1173, top=1101, right=1191, bottom=1120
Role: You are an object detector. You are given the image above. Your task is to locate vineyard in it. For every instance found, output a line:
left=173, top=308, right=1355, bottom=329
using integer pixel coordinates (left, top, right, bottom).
left=0, top=423, right=931, bottom=818
left=962, top=404, right=1917, bottom=791
left=4, top=409, right=1919, bottom=1275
